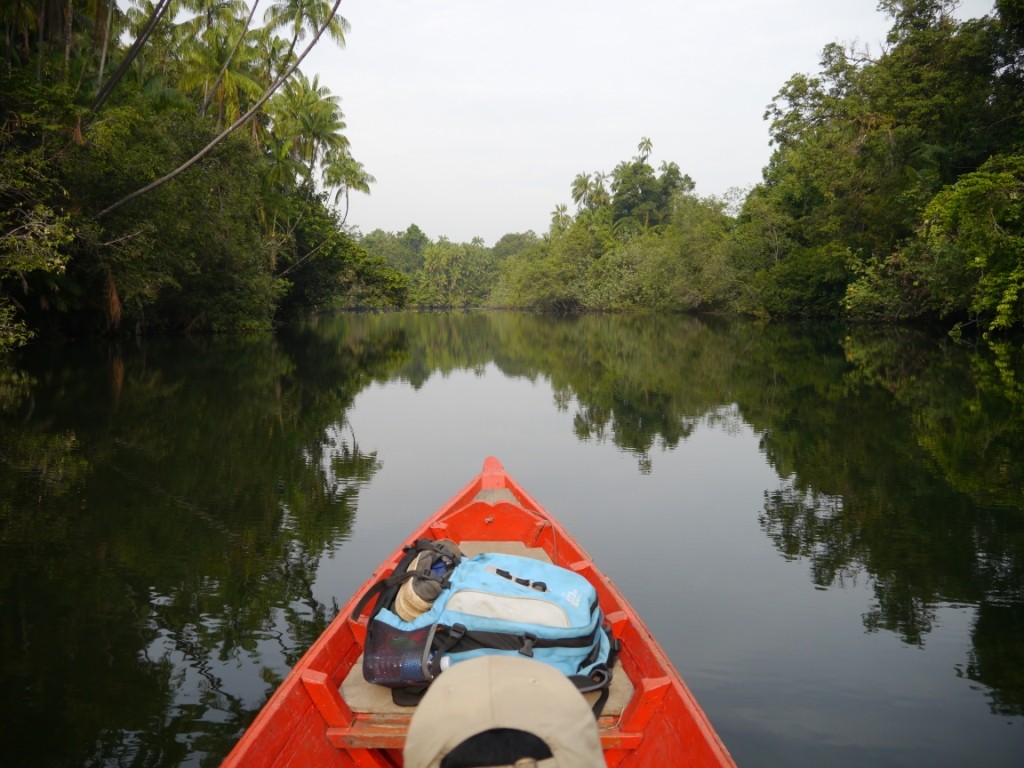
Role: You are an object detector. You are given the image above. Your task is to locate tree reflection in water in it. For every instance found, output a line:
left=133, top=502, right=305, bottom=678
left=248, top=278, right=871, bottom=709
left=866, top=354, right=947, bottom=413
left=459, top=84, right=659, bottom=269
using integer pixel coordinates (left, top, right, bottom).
left=752, top=327, right=1023, bottom=717
left=0, top=330, right=397, bottom=766
left=0, top=313, right=1021, bottom=766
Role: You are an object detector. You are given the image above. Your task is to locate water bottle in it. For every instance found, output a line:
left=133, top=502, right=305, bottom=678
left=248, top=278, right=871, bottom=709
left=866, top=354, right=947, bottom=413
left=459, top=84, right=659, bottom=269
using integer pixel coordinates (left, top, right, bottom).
left=423, top=652, right=452, bottom=678
left=362, top=623, right=432, bottom=686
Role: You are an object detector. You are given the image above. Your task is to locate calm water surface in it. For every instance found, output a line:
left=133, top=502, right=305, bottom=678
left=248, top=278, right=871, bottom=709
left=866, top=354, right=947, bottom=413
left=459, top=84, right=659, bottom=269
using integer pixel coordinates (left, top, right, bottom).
left=0, top=312, right=1021, bottom=767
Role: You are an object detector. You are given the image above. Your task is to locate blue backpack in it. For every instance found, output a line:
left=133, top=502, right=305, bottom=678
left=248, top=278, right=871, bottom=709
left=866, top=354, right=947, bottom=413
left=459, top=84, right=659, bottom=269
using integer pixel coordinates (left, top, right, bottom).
left=356, top=540, right=617, bottom=707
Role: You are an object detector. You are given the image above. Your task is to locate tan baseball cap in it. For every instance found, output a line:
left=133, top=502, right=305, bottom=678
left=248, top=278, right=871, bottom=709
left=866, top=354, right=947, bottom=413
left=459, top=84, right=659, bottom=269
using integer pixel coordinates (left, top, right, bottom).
left=403, top=655, right=605, bottom=768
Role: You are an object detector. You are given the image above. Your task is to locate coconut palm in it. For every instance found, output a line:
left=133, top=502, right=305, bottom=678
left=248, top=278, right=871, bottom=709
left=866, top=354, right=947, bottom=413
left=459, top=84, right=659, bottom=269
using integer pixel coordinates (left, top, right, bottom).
left=196, top=0, right=263, bottom=117
left=269, top=71, right=347, bottom=177
left=550, top=203, right=572, bottom=234
left=637, top=136, right=653, bottom=163
left=92, top=0, right=175, bottom=112
left=263, top=0, right=349, bottom=62
left=323, top=148, right=375, bottom=224
left=99, top=1, right=120, bottom=85
left=98, top=0, right=347, bottom=216
left=250, top=22, right=290, bottom=84
left=178, top=15, right=263, bottom=125
left=174, top=0, right=250, bottom=39
left=264, top=134, right=305, bottom=189
left=570, top=173, right=591, bottom=211
left=589, top=172, right=610, bottom=208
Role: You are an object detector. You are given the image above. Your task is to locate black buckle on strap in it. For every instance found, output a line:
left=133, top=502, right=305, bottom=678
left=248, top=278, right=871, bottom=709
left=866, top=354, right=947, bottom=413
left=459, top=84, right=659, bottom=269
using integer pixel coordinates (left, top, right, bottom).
left=448, top=623, right=467, bottom=644
left=519, top=632, right=537, bottom=657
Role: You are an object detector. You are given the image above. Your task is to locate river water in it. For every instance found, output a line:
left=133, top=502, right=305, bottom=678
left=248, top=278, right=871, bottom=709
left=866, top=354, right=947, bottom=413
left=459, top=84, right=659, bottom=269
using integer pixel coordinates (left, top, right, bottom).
left=0, top=312, right=1021, bottom=767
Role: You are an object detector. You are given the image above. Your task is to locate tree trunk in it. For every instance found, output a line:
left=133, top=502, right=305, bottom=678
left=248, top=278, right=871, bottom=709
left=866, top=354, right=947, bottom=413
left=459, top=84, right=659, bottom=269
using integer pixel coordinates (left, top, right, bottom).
left=91, top=0, right=173, bottom=113
left=97, top=0, right=114, bottom=89
left=62, top=0, right=71, bottom=78
left=35, top=0, right=44, bottom=79
left=201, top=0, right=261, bottom=117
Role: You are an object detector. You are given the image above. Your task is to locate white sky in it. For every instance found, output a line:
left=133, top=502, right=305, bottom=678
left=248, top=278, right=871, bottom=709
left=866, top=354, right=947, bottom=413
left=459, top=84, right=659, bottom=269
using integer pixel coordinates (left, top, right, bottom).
left=304, top=0, right=995, bottom=245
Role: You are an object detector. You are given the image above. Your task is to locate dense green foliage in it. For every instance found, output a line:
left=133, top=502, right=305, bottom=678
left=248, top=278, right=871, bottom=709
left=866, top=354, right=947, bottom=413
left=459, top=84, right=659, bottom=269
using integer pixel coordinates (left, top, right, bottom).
left=0, top=0, right=406, bottom=350
left=363, top=1, right=1023, bottom=335
left=5, top=1, right=1022, bottom=348
left=754, top=0, right=1024, bottom=332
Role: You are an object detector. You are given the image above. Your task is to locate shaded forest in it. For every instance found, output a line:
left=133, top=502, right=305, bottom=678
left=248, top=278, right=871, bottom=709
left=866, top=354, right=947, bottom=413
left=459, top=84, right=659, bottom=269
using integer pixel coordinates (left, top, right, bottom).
left=0, top=0, right=408, bottom=350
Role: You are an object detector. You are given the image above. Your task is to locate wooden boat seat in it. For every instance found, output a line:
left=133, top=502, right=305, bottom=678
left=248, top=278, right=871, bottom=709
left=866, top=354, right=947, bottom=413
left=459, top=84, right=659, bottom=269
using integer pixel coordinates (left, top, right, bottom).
left=341, top=655, right=631, bottom=718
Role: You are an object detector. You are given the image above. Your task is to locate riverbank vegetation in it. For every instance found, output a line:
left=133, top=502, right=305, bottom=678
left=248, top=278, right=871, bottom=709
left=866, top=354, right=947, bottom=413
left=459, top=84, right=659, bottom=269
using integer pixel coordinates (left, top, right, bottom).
left=1, top=0, right=408, bottom=350
left=364, top=1, right=1023, bottom=334
left=2, top=0, right=1022, bottom=351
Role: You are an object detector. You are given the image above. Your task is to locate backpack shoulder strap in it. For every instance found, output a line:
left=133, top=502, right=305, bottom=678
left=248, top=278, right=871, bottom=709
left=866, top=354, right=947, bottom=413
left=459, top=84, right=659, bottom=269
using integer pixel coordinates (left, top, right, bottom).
left=350, top=540, right=434, bottom=621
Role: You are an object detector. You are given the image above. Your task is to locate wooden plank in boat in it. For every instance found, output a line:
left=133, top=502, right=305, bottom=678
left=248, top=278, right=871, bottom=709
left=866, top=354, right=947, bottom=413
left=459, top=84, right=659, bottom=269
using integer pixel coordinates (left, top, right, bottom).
left=458, top=540, right=549, bottom=560
left=473, top=488, right=518, bottom=504
left=341, top=655, right=632, bottom=718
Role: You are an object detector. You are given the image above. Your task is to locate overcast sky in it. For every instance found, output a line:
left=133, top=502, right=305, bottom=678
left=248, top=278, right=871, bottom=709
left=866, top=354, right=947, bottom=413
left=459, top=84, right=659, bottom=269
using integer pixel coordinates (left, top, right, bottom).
left=304, top=0, right=995, bottom=245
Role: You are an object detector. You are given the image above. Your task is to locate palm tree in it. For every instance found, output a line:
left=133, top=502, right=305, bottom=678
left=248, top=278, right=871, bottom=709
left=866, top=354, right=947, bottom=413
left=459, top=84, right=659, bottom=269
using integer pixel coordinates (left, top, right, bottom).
left=589, top=172, right=610, bottom=208
left=323, top=148, right=375, bottom=224
left=178, top=15, right=263, bottom=125
left=658, top=159, right=694, bottom=196
left=259, top=133, right=305, bottom=246
left=570, top=173, right=591, bottom=211
left=174, top=0, right=250, bottom=39
left=1, top=1, right=37, bottom=66
left=93, top=0, right=118, bottom=87
left=263, top=0, right=348, bottom=62
left=198, top=0, right=263, bottom=118
left=637, top=136, right=653, bottom=163
left=252, top=22, right=292, bottom=82
left=263, top=134, right=305, bottom=190
left=550, top=203, right=571, bottom=234
left=92, top=0, right=175, bottom=112
left=269, top=71, right=348, bottom=179
left=248, top=25, right=290, bottom=144
left=96, top=0, right=347, bottom=217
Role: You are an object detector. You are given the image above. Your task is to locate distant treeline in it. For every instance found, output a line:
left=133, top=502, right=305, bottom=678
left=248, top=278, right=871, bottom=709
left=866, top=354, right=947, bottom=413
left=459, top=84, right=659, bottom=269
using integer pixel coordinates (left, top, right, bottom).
left=2, top=1, right=1022, bottom=351
left=363, top=1, right=1024, bottom=336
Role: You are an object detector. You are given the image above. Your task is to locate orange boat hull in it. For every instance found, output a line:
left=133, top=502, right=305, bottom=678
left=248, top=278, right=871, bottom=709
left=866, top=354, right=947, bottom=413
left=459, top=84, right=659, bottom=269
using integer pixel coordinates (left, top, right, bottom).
left=222, top=457, right=736, bottom=767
